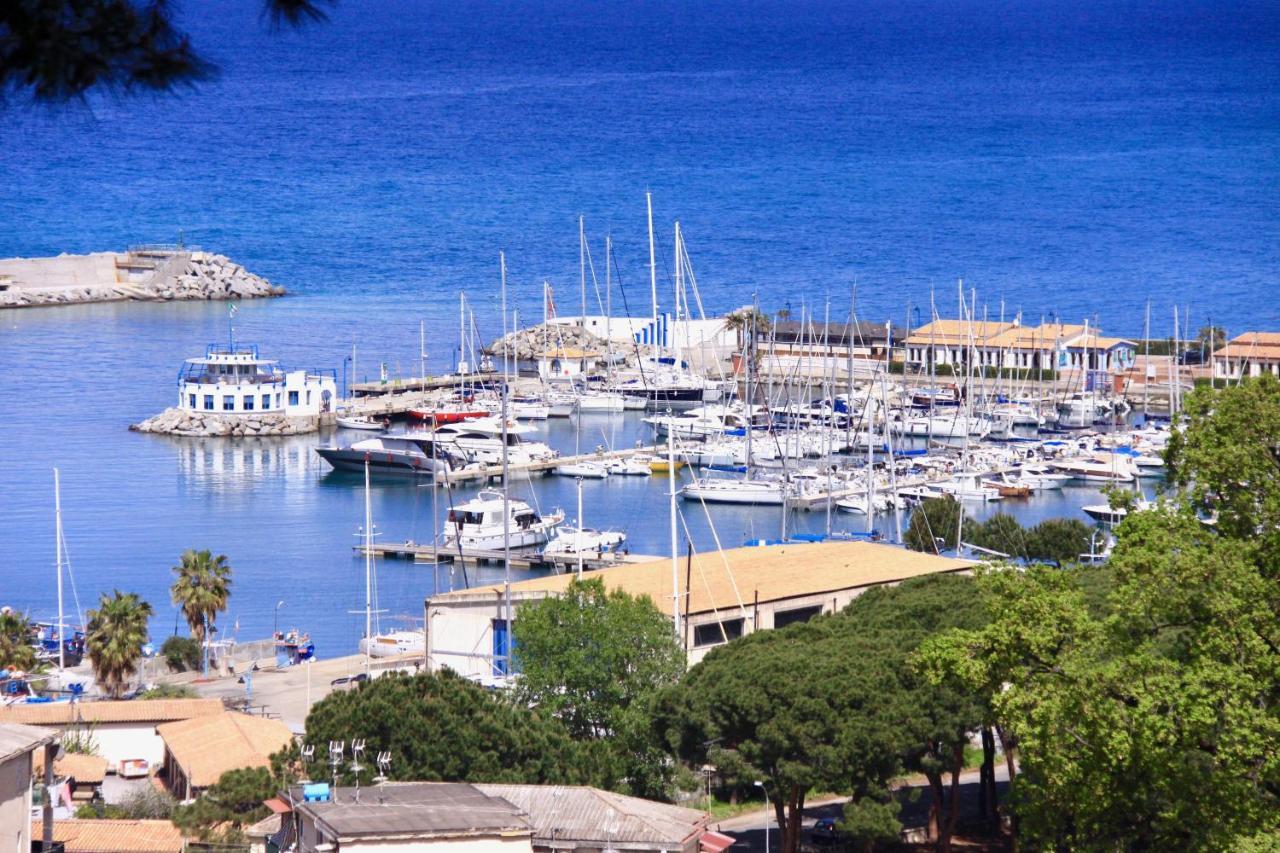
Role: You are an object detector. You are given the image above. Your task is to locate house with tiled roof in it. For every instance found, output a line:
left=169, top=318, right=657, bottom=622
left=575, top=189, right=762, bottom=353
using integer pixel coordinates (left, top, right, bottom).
left=33, top=819, right=183, bottom=853
left=157, top=710, right=293, bottom=799
left=906, top=319, right=1135, bottom=373
left=1213, top=332, right=1280, bottom=380
left=0, top=698, right=224, bottom=774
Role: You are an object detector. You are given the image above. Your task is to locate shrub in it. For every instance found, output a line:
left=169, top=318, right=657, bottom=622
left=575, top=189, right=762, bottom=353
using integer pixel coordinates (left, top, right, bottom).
left=161, top=635, right=201, bottom=672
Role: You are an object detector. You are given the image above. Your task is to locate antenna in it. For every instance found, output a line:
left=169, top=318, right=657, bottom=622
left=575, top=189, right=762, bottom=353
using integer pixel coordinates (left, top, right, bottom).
left=350, top=739, right=367, bottom=803
left=374, top=751, right=392, bottom=804
left=299, top=744, right=315, bottom=783
left=328, top=740, right=344, bottom=801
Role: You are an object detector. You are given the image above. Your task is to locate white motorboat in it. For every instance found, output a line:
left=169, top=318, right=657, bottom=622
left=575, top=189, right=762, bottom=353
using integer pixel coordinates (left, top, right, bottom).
left=1016, top=465, right=1071, bottom=490
left=576, top=390, right=626, bottom=412
left=644, top=404, right=765, bottom=439
left=932, top=471, right=1002, bottom=502
left=680, top=477, right=787, bottom=506
left=556, top=460, right=610, bottom=479
left=426, top=418, right=557, bottom=466
left=896, top=413, right=992, bottom=440
left=315, top=436, right=460, bottom=477
left=543, top=526, right=627, bottom=558
left=1050, top=456, right=1138, bottom=483
left=444, top=490, right=565, bottom=550
left=476, top=396, right=551, bottom=421
left=605, top=457, right=652, bottom=476
left=1082, top=498, right=1147, bottom=525
left=335, top=413, right=388, bottom=431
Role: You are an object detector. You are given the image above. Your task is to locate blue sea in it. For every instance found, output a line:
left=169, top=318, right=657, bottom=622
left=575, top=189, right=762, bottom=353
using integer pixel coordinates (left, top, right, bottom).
left=1, top=0, right=1277, bottom=657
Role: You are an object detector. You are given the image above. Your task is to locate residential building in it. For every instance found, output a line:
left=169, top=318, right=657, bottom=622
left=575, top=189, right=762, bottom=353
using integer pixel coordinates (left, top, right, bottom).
left=33, top=750, right=108, bottom=804
left=288, top=781, right=535, bottom=853
left=1, top=722, right=55, bottom=853
left=30, top=819, right=183, bottom=853
left=1213, top=332, right=1280, bottom=380
left=905, top=319, right=1136, bottom=373
left=157, top=710, right=293, bottom=800
left=0, top=698, right=223, bottom=774
left=425, top=540, right=971, bottom=680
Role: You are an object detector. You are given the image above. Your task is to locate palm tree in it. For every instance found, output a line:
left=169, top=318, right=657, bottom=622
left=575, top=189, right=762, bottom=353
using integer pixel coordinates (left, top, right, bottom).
left=170, top=549, right=233, bottom=648
left=0, top=608, right=38, bottom=672
left=85, top=591, right=153, bottom=698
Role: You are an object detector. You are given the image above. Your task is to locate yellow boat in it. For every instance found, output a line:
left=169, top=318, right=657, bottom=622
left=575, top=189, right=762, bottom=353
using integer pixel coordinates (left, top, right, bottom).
left=649, top=458, right=686, bottom=473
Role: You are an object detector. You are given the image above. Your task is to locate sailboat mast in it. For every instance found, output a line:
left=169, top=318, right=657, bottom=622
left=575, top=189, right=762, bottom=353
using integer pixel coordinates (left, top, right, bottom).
left=363, top=460, right=372, bottom=674
left=420, top=320, right=427, bottom=382
left=668, top=423, right=680, bottom=639
left=647, top=192, right=659, bottom=363
left=54, top=467, right=64, bottom=671
left=500, top=253, right=513, bottom=678
left=576, top=477, right=585, bottom=579
left=605, top=235, right=613, bottom=379
left=579, top=215, right=587, bottom=325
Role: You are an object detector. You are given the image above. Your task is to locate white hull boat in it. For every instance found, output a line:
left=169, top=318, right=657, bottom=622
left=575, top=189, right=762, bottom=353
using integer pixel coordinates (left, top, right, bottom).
left=444, top=490, right=565, bottom=550
left=681, top=478, right=786, bottom=506
left=556, top=460, right=610, bottom=479
left=336, top=414, right=387, bottom=431
left=359, top=629, right=425, bottom=658
left=543, top=526, right=627, bottom=558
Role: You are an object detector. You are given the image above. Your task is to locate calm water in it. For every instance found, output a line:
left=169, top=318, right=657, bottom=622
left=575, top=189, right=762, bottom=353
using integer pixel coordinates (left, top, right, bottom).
left=0, top=0, right=1274, bottom=654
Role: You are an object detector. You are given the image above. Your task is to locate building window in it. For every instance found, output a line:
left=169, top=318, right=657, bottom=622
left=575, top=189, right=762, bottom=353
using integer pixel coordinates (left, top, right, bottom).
left=188, top=394, right=196, bottom=408
left=693, top=618, right=745, bottom=648
left=244, top=395, right=254, bottom=411
left=773, top=605, right=822, bottom=630
left=276, top=393, right=282, bottom=408
left=262, top=393, right=271, bottom=409
left=223, top=396, right=235, bottom=411
left=306, top=390, right=312, bottom=404
left=204, top=395, right=214, bottom=411
left=288, top=391, right=299, bottom=406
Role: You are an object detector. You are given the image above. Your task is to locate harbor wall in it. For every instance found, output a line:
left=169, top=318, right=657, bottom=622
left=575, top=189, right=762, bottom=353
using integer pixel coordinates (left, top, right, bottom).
left=0, top=249, right=283, bottom=308
left=130, top=407, right=322, bottom=437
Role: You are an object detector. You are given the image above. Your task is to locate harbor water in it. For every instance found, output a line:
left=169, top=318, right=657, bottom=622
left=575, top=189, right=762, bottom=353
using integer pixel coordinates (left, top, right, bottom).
left=2, top=0, right=1275, bottom=653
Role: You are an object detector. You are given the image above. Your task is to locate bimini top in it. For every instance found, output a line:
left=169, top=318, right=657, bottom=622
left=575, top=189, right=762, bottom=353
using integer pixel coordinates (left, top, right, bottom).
left=184, top=343, right=278, bottom=367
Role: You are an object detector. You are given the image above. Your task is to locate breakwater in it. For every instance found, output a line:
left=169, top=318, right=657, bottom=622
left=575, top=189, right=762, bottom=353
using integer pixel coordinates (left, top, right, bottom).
left=0, top=249, right=283, bottom=308
left=130, top=407, right=321, bottom=437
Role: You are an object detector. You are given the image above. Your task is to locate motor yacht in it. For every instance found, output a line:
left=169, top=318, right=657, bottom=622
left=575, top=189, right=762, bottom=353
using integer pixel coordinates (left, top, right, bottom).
left=443, top=490, right=564, bottom=550
left=315, top=436, right=461, bottom=477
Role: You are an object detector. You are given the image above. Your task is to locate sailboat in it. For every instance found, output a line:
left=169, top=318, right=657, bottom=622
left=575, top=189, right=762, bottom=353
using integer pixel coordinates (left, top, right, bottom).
left=356, top=460, right=425, bottom=661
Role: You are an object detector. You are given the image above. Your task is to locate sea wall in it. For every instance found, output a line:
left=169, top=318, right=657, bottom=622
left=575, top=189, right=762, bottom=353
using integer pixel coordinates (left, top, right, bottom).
left=131, top=407, right=319, bottom=437
left=0, top=250, right=284, bottom=308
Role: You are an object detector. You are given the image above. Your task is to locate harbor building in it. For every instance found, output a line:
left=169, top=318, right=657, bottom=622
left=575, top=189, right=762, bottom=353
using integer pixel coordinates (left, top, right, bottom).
left=1, top=722, right=54, bottom=853
left=746, top=320, right=904, bottom=379
left=423, top=540, right=971, bottom=681
left=1212, top=332, right=1280, bottom=380
left=538, top=346, right=603, bottom=380
left=905, top=319, right=1136, bottom=373
left=178, top=344, right=337, bottom=417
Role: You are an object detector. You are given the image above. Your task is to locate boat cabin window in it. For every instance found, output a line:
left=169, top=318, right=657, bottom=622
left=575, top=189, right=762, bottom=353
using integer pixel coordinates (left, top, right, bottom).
left=448, top=510, right=483, bottom=526
left=514, top=511, right=539, bottom=529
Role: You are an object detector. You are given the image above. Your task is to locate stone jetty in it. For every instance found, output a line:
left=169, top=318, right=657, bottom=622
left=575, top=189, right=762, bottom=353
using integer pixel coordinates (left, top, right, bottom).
left=0, top=247, right=284, bottom=308
left=488, top=322, right=619, bottom=360
left=131, top=408, right=319, bottom=437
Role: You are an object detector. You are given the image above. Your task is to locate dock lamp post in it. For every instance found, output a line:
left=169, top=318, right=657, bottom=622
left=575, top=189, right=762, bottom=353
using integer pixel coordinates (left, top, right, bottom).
left=754, top=781, right=769, bottom=853
left=274, top=600, right=285, bottom=635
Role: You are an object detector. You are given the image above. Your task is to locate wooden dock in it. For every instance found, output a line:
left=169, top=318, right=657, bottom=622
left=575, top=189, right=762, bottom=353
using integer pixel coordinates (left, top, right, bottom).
left=350, top=372, right=500, bottom=398
left=357, top=541, right=659, bottom=572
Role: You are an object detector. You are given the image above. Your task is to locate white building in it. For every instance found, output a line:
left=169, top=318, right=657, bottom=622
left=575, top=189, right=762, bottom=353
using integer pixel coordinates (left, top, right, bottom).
left=537, top=347, right=602, bottom=380
left=905, top=320, right=1136, bottom=374
left=1213, top=332, right=1280, bottom=380
left=1, top=722, right=54, bottom=853
left=549, top=314, right=735, bottom=369
left=178, top=344, right=337, bottom=417
left=424, top=540, right=971, bottom=679
left=0, top=698, right=224, bottom=774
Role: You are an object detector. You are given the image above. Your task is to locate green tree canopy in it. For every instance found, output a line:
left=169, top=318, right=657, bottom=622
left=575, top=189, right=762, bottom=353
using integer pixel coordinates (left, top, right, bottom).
left=513, top=577, right=685, bottom=798
left=84, top=590, right=152, bottom=698
left=0, top=608, right=38, bottom=672
left=171, top=765, right=277, bottom=842
left=302, top=670, right=592, bottom=786
left=904, top=497, right=968, bottom=554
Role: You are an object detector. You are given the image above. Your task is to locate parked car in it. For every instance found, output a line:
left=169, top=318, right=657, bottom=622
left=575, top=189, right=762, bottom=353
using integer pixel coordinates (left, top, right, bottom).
left=810, top=817, right=842, bottom=846
left=329, top=672, right=368, bottom=689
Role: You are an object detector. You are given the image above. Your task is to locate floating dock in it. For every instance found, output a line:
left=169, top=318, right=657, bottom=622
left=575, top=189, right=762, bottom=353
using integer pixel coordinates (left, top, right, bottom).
left=357, top=541, right=659, bottom=572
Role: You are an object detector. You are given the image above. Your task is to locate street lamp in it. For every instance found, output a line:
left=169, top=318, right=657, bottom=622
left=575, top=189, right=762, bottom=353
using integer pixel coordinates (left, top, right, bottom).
left=274, top=600, right=285, bottom=636
left=754, top=781, right=769, bottom=853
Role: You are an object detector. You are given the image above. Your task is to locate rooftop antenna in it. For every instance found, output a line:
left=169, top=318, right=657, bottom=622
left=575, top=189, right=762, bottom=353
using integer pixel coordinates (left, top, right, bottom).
left=299, top=744, right=315, bottom=783
left=328, top=741, right=344, bottom=801
left=350, top=739, right=367, bottom=803
left=375, top=751, right=392, bottom=805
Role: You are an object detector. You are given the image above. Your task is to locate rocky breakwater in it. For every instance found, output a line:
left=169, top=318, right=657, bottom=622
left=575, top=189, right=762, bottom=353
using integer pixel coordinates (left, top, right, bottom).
left=161, top=253, right=284, bottom=302
left=488, top=322, right=625, bottom=362
left=131, top=408, right=319, bottom=437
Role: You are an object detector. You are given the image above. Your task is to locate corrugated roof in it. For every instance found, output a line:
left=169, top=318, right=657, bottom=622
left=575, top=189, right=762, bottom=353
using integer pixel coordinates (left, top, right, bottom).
left=157, top=711, right=293, bottom=788
left=33, top=750, right=109, bottom=783
left=0, top=722, right=54, bottom=763
left=0, top=698, right=223, bottom=726
left=432, top=540, right=970, bottom=617
left=295, top=782, right=532, bottom=839
left=32, top=819, right=183, bottom=853
left=477, top=784, right=708, bottom=847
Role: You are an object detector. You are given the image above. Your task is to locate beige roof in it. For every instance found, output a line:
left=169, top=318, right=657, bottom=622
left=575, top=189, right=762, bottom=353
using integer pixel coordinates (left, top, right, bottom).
left=0, top=722, right=54, bottom=763
left=540, top=347, right=600, bottom=359
left=157, top=711, right=293, bottom=789
left=906, top=319, right=1015, bottom=345
left=433, top=541, right=970, bottom=617
left=1216, top=332, right=1280, bottom=361
left=33, top=819, right=183, bottom=853
left=0, top=698, right=223, bottom=727
left=33, top=750, right=109, bottom=783
left=477, top=784, right=708, bottom=847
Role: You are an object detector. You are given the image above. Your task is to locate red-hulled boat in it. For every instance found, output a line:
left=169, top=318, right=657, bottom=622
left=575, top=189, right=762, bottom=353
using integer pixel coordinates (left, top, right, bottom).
left=407, top=405, right=488, bottom=425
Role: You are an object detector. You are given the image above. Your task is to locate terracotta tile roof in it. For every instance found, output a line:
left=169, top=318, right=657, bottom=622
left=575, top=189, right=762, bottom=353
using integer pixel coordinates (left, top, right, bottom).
left=539, top=347, right=601, bottom=359
left=1215, top=332, right=1280, bottom=361
left=905, top=319, right=1015, bottom=345
left=32, top=819, right=183, bottom=853
left=157, top=711, right=293, bottom=789
left=433, top=540, right=971, bottom=618
left=0, top=699, right=223, bottom=727
left=33, top=750, right=109, bottom=783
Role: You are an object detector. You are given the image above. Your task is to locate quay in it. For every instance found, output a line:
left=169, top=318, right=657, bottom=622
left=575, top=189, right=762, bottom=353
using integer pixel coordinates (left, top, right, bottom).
left=349, top=372, right=500, bottom=398
left=358, top=540, right=660, bottom=571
